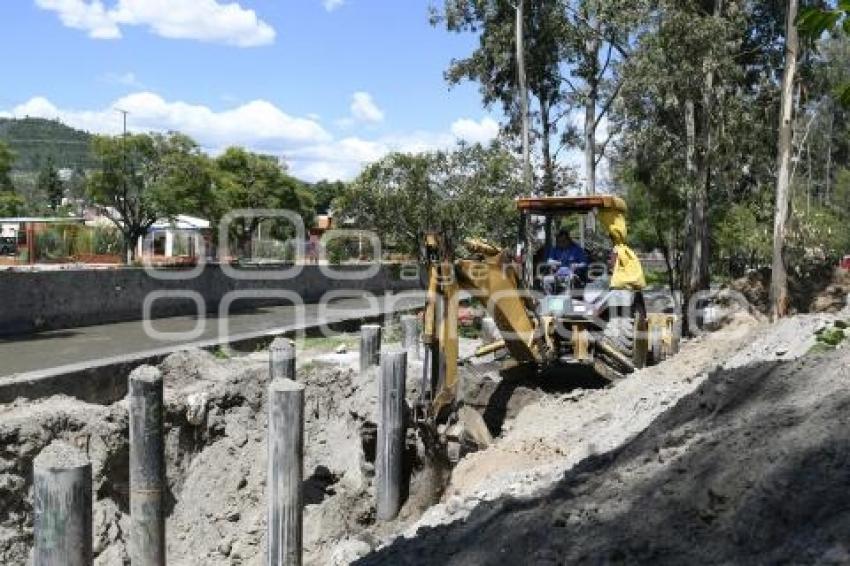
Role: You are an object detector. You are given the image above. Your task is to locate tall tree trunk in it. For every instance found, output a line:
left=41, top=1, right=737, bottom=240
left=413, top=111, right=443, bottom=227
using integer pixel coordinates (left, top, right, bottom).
left=691, top=53, right=715, bottom=294
left=682, top=0, right=721, bottom=332
left=124, top=231, right=135, bottom=265
left=583, top=15, right=601, bottom=237
left=770, top=0, right=799, bottom=319
left=584, top=78, right=598, bottom=199
left=682, top=98, right=698, bottom=329
left=540, top=95, right=556, bottom=246
left=516, top=0, right=532, bottom=196
left=824, top=107, right=833, bottom=204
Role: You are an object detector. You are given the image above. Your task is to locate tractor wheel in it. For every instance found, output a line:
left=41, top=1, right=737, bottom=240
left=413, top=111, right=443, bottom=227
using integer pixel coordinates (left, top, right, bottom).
left=603, top=310, right=649, bottom=371
left=604, top=315, right=636, bottom=360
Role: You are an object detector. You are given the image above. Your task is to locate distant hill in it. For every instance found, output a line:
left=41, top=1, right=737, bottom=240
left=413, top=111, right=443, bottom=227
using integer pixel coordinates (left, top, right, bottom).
left=0, top=117, right=97, bottom=171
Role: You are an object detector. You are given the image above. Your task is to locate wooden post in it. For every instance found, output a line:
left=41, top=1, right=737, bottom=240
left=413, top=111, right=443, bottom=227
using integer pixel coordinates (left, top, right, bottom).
left=269, top=337, right=296, bottom=381
left=400, top=315, right=420, bottom=360
left=359, top=324, right=382, bottom=375
left=129, top=365, right=165, bottom=566
left=376, top=350, right=407, bottom=521
left=267, top=378, right=304, bottom=566
left=33, top=442, right=92, bottom=566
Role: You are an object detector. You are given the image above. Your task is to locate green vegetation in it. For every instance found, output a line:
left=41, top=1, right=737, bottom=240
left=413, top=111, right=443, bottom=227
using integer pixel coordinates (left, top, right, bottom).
left=213, top=147, right=314, bottom=258
left=36, top=157, right=63, bottom=211
left=86, top=132, right=214, bottom=261
left=213, top=346, right=231, bottom=360
left=0, top=141, right=23, bottom=216
left=817, top=324, right=847, bottom=346
left=335, top=142, right=524, bottom=257
left=0, top=117, right=96, bottom=171
left=303, top=180, right=345, bottom=215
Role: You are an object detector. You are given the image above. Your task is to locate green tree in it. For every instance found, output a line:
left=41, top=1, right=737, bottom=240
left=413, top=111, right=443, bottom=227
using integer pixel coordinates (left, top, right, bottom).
left=798, top=1, right=850, bottom=105
left=433, top=0, right=568, bottom=200
left=305, top=179, right=346, bottom=214
left=0, top=191, right=24, bottom=217
left=613, top=0, right=790, bottom=325
left=37, top=156, right=64, bottom=212
left=336, top=142, right=523, bottom=257
left=433, top=1, right=645, bottom=207
left=212, top=147, right=314, bottom=258
left=87, top=132, right=214, bottom=262
left=0, top=141, right=14, bottom=192
left=65, top=166, right=88, bottom=213
left=0, top=141, right=23, bottom=217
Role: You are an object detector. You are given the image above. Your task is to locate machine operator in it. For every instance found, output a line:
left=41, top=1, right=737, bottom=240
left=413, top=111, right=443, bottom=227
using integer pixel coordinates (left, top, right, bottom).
left=543, top=229, right=588, bottom=294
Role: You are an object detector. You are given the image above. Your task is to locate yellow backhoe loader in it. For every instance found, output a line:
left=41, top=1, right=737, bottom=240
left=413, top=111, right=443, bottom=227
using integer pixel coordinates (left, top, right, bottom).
left=416, top=195, right=679, bottom=458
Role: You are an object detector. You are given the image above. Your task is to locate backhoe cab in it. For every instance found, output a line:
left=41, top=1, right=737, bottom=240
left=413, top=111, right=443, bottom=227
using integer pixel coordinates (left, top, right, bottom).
left=417, top=195, right=679, bottom=459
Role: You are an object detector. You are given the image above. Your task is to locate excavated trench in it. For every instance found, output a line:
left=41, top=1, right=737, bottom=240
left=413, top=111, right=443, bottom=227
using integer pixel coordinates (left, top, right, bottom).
left=0, top=331, right=533, bottom=566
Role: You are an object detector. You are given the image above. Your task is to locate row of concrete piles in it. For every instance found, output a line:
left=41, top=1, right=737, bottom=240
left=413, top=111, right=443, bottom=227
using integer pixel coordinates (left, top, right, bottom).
left=31, top=315, right=422, bottom=566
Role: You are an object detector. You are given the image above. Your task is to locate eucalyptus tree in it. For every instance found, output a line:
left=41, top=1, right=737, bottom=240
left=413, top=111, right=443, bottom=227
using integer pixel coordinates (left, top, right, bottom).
left=770, top=0, right=800, bottom=318
left=612, top=0, right=791, bottom=327
left=432, top=0, right=568, bottom=199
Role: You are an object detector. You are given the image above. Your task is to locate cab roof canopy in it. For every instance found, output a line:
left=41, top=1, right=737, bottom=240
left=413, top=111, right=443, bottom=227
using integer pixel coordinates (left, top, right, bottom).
left=515, top=195, right=627, bottom=214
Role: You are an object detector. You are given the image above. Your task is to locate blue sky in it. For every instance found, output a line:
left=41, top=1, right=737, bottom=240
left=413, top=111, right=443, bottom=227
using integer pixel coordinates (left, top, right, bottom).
left=0, top=0, right=501, bottom=180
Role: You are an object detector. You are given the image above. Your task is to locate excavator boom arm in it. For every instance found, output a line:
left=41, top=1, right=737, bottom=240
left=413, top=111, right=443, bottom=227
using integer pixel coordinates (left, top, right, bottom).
left=421, top=235, right=545, bottom=420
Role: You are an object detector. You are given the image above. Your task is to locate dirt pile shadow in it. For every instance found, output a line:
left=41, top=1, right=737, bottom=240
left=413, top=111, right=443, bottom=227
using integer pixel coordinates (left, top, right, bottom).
left=358, top=348, right=850, bottom=565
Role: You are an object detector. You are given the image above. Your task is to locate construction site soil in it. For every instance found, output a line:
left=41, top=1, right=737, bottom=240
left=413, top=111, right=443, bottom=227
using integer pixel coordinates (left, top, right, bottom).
left=1, top=306, right=848, bottom=565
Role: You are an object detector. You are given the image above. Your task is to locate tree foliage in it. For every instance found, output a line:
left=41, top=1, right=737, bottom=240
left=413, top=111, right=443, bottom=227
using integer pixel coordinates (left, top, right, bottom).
left=0, top=141, right=23, bottom=217
left=304, top=179, right=346, bottom=214
left=213, top=147, right=314, bottom=254
left=336, top=142, right=524, bottom=257
left=87, top=132, right=214, bottom=261
left=37, top=156, right=63, bottom=211
left=798, top=1, right=850, bottom=105
left=613, top=0, right=789, bottom=289
left=0, top=141, right=14, bottom=192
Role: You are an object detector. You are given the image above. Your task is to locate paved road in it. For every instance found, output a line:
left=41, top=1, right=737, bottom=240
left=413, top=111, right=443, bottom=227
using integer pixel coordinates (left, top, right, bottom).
left=0, top=293, right=424, bottom=378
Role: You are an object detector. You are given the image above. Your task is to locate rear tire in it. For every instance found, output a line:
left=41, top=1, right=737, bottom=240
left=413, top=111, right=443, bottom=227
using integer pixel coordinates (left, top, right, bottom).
left=604, top=315, right=636, bottom=359
left=604, top=307, right=649, bottom=370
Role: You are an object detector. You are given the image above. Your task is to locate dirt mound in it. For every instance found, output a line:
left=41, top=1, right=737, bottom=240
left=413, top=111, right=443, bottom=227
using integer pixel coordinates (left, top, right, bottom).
left=360, top=342, right=850, bottom=565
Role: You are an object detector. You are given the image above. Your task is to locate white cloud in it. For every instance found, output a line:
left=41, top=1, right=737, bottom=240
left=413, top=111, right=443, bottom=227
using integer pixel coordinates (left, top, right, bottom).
left=35, top=0, right=275, bottom=46
left=287, top=122, right=499, bottom=181
left=35, top=0, right=120, bottom=38
left=5, top=93, right=330, bottom=148
left=323, top=0, right=344, bottom=12
left=349, top=92, right=384, bottom=124
left=2, top=93, right=501, bottom=182
left=450, top=117, right=500, bottom=145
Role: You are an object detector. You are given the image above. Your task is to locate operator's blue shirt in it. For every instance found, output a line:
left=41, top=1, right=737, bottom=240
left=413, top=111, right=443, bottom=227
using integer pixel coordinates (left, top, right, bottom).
left=545, top=243, right=588, bottom=276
